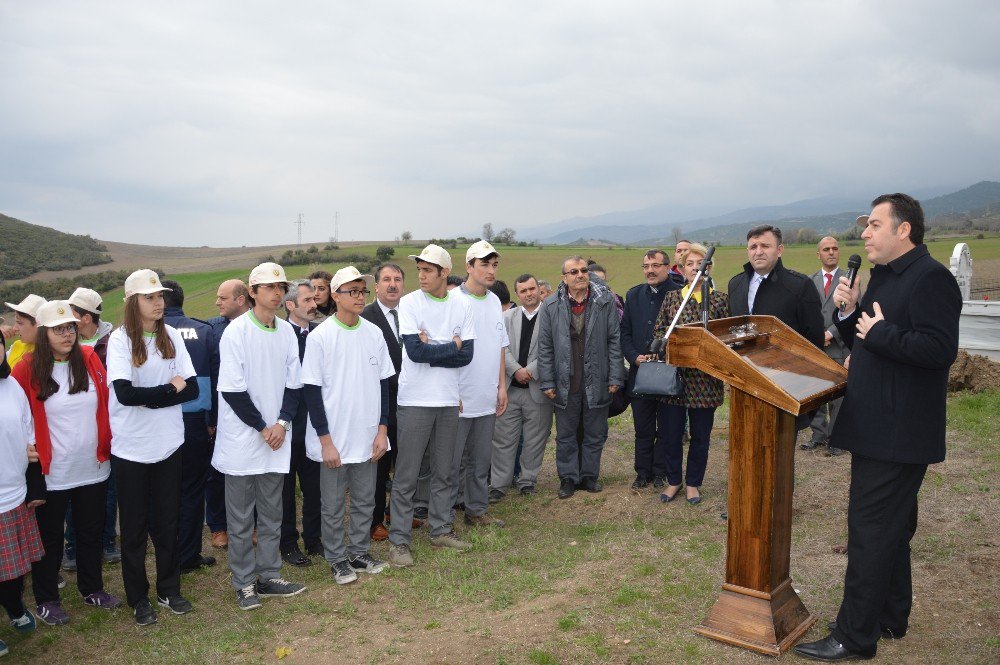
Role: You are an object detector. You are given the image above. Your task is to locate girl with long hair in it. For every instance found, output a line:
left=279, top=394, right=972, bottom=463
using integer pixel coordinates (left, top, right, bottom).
left=106, top=270, right=198, bottom=626
left=11, top=301, right=121, bottom=626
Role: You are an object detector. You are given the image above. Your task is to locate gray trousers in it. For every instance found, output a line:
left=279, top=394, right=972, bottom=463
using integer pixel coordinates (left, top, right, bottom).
left=810, top=395, right=844, bottom=444
left=453, top=414, right=496, bottom=517
left=414, top=446, right=432, bottom=510
left=554, top=392, right=608, bottom=483
left=389, top=405, right=460, bottom=545
left=491, top=388, right=553, bottom=493
left=320, top=461, right=376, bottom=564
left=225, top=472, right=284, bottom=590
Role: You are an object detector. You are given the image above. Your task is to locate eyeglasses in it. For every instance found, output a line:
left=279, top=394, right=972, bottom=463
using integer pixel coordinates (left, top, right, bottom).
left=50, top=324, right=78, bottom=336
left=335, top=288, right=371, bottom=298
left=641, top=262, right=666, bottom=270
left=562, top=268, right=589, bottom=276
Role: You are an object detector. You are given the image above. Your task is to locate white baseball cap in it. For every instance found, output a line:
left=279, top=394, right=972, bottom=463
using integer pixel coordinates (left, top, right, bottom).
left=466, top=239, right=500, bottom=263
left=4, top=294, right=47, bottom=319
left=35, top=300, right=80, bottom=329
left=124, top=269, right=171, bottom=300
left=329, top=266, right=375, bottom=294
left=408, top=244, right=452, bottom=270
left=249, top=262, right=292, bottom=287
left=68, top=287, right=103, bottom=314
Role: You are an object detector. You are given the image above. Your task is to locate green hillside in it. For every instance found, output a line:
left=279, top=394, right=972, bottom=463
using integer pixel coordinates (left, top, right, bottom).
left=0, top=213, right=113, bottom=279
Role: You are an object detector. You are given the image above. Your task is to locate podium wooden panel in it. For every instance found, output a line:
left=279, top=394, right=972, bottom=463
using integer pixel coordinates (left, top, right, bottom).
left=668, top=316, right=847, bottom=656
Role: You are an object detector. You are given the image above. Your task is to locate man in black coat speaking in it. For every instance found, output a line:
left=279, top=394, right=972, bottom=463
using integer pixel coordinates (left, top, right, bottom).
left=727, top=225, right=825, bottom=348
left=794, top=193, right=962, bottom=661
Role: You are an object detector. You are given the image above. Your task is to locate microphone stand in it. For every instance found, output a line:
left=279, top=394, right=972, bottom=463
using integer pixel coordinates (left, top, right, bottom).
left=663, top=247, right=716, bottom=345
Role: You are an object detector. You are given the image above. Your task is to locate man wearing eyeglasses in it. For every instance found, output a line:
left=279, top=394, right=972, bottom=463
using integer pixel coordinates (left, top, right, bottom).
left=621, top=250, right=682, bottom=492
left=537, top=256, right=625, bottom=500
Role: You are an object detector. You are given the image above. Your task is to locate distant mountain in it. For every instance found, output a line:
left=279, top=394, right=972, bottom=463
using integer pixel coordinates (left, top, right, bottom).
left=518, top=202, right=731, bottom=243
left=0, top=213, right=113, bottom=280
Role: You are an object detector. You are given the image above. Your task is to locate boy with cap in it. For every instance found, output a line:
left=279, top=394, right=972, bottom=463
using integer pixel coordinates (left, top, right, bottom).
left=4, top=295, right=47, bottom=369
left=453, top=241, right=508, bottom=528
left=213, top=262, right=306, bottom=611
left=387, top=245, right=477, bottom=567
left=302, top=267, right=393, bottom=584
left=68, top=288, right=113, bottom=367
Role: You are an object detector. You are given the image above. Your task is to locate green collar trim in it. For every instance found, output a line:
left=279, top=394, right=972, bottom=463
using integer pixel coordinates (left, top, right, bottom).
left=425, top=291, right=449, bottom=303
left=249, top=310, right=276, bottom=332
left=142, top=331, right=156, bottom=338
left=333, top=316, right=360, bottom=331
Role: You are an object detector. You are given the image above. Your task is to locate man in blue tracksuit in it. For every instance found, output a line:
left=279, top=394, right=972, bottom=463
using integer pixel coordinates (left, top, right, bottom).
left=162, top=280, right=220, bottom=573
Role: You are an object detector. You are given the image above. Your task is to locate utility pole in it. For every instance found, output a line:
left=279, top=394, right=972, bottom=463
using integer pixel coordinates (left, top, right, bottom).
left=294, top=213, right=304, bottom=248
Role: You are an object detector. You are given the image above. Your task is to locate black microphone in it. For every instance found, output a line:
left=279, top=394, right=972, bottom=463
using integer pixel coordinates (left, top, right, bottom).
left=840, top=254, right=863, bottom=312
left=698, top=245, right=716, bottom=273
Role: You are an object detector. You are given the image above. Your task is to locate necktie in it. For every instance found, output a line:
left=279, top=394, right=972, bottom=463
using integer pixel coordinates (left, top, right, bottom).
left=824, top=273, right=833, bottom=297
left=389, top=309, right=401, bottom=347
left=748, top=274, right=763, bottom=313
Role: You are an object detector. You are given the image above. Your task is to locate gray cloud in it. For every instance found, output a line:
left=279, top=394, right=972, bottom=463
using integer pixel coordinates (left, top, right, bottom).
left=1, top=1, right=997, bottom=245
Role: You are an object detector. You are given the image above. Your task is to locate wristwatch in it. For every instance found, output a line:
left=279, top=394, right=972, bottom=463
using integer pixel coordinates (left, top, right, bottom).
left=277, top=419, right=291, bottom=432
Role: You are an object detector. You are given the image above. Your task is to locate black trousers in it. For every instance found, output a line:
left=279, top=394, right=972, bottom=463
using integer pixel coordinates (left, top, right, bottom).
left=662, top=405, right=715, bottom=488
left=833, top=455, right=927, bottom=654
left=0, top=576, right=26, bottom=619
left=204, top=433, right=227, bottom=532
left=114, top=449, right=183, bottom=608
left=178, top=412, right=210, bottom=566
left=280, top=432, right=321, bottom=552
left=372, top=415, right=397, bottom=528
left=631, top=396, right=669, bottom=480
left=32, top=479, right=108, bottom=604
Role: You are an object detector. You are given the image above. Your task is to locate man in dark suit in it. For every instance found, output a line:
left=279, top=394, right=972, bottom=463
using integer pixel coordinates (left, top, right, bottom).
left=794, top=194, right=962, bottom=661
left=727, top=225, right=824, bottom=348
left=803, top=236, right=849, bottom=455
left=279, top=280, right=322, bottom=566
left=361, top=263, right=405, bottom=541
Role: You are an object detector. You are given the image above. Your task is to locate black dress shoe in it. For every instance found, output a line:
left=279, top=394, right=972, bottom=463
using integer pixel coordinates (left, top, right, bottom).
left=827, top=621, right=905, bottom=640
left=305, top=543, right=324, bottom=557
left=558, top=478, right=576, bottom=499
left=180, top=555, right=217, bottom=574
left=579, top=477, right=603, bottom=493
left=281, top=548, right=312, bottom=567
left=801, top=440, right=825, bottom=450
left=793, top=635, right=874, bottom=661
left=630, top=476, right=650, bottom=491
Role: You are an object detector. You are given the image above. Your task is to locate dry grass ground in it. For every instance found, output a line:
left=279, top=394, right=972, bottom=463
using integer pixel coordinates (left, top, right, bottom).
left=2, top=391, right=997, bottom=665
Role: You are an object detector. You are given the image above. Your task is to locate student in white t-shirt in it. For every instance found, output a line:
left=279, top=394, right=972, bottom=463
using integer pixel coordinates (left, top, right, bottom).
left=302, top=267, right=394, bottom=585
left=452, top=241, right=509, bottom=528
left=213, top=262, right=306, bottom=611
left=386, top=244, right=477, bottom=568
left=11, top=301, right=122, bottom=626
left=107, top=270, right=198, bottom=626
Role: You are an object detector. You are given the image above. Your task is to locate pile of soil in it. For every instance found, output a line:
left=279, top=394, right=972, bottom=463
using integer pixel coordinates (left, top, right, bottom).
left=948, top=349, right=1000, bottom=392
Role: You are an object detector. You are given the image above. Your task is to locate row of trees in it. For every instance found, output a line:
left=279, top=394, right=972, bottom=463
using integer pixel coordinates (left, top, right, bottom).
left=0, top=268, right=163, bottom=315
left=0, top=214, right=113, bottom=280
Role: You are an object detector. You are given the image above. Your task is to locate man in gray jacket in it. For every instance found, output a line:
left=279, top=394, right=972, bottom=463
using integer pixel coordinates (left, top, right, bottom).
left=537, top=256, right=625, bottom=499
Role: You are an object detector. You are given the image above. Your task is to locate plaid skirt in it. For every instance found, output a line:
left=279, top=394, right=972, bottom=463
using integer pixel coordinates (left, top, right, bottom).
left=0, top=503, right=45, bottom=582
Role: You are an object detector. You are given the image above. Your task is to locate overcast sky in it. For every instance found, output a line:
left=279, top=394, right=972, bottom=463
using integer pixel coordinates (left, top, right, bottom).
left=1, top=1, right=998, bottom=246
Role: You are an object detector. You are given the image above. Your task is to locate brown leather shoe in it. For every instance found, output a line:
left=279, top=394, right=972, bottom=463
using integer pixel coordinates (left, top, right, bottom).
left=464, top=513, right=505, bottom=528
left=211, top=531, right=228, bottom=549
left=370, top=524, right=389, bottom=541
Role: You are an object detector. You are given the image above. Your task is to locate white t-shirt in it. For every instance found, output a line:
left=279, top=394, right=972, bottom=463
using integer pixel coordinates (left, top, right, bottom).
left=108, top=326, right=196, bottom=464
left=213, top=311, right=302, bottom=476
left=455, top=288, right=509, bottom=418
left=396, top=289, right=476, bottom=407
left=301, top=316, right=395, bottom=464
left=45, top=363, right=110, bottom=491
left=0, top=379, right=33, bottom=513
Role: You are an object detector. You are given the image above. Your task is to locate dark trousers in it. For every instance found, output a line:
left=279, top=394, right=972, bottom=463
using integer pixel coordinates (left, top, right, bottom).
left=33, top=480, right=108, bottom=604
left=372, top=416, right=397, bottom=529
left=833, top=455, right=927, bottom=655
left=204, top=434, right=227, bottom=533
left=280, top=433, right=321, bottom=552
left=554, top=392, right=608, bottom=484
left=64, top=465, right=117, bottom=556
left=114, top=449, right=183, bottom=608
left=0, top=576, right=26, bottom=619
left=178, top=412, right=210, bottom=566
left=632, top=396, right=669, bottom=480
left=662, top=405, right=715, bottom=487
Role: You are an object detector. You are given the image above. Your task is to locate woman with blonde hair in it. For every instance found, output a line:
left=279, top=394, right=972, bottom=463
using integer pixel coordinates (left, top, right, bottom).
left=106, top=270, right=198, bottom=626
left=650, top=243, right=729, bottom=505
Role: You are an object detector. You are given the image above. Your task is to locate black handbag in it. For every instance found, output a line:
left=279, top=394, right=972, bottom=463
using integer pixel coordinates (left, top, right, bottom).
left=631, top=359, right=681, bottom=398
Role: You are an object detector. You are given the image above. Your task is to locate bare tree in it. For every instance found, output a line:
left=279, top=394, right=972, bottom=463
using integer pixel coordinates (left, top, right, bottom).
left=482, top=222, right=494, bottom=241
left=493, top=227, right=516, bottom=244
left=671, top=226, right=683, bottom=244
left=401, top=230, right=413, bottom=244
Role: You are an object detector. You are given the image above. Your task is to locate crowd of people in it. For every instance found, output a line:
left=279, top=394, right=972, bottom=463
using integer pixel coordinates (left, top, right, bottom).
left=0, top=193, right=960, bottom=662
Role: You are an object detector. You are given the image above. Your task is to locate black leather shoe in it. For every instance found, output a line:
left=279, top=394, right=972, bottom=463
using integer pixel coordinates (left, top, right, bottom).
left=579, top=477, right=603, bottom=493
left=281, top=547, right=312, bottom=567
left=305, top=543, right=324, bottom=557
left=825, top=447, right=845, bottom=457
left=180, top=555, right=217, bottom=574
left=558, top=478, right=576, bottom=499
left=827, top=621, right=905, bottom=641
left=652, top=476, right=666, bottom=489
left=801, top=440, right=825, bottom=450
left=793, top=635, right=874, bottom=661
left=630, top=476, right=650, bottom=491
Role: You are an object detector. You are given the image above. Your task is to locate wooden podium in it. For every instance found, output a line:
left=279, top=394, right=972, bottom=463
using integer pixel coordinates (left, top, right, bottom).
left=667, top=315, right=848, bottom=656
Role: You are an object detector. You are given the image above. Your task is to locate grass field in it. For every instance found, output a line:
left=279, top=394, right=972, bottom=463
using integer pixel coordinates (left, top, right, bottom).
left=1, top=390, right=996, bottom=664
left=92, top=235, right=1000, bottom=324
